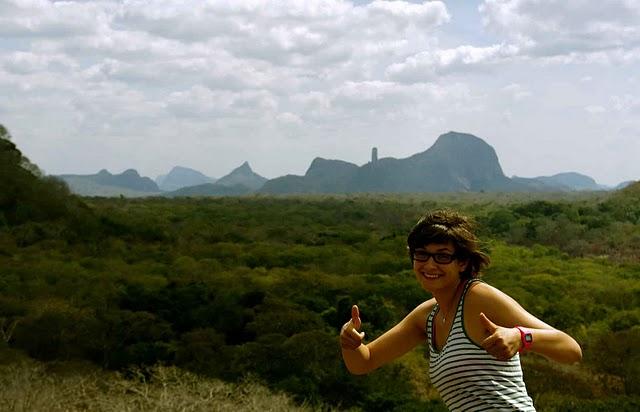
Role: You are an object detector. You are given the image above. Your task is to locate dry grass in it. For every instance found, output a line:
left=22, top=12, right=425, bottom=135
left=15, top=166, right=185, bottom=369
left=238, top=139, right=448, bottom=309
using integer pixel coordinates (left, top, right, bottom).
left=0, top=360, right=328, bottom=412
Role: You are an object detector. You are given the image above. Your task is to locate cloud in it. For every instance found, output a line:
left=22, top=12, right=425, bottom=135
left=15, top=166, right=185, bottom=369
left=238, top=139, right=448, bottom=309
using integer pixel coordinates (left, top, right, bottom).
left=368, top=0, right=450, bottom=26
left=612, top=94, right=640, bottom=114
left=479, top=0, right=640, bottom=62
left=386, top=43, right=520, bottom=82
left=501, top=83, right=531, bottom=100
left=1, top=0, right=638, bottom=185
left=276, top=112, right=303, bottom=128
left=1, top=51, right=77, bottom=75
left=164, top=86, right=278, bottom=120
left=0, top=0, right=115, bottom=39
left=584, top=105, right=606, bottom=114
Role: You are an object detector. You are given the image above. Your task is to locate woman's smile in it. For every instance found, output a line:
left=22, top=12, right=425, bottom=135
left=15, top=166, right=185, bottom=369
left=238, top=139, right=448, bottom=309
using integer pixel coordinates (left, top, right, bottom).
left=420, top=271, right=444, bottom=280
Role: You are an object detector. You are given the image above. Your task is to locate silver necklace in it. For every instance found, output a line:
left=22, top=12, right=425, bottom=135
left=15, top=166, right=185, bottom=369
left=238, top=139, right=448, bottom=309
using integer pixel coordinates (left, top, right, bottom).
left=440, top=281, right=464, bottom=324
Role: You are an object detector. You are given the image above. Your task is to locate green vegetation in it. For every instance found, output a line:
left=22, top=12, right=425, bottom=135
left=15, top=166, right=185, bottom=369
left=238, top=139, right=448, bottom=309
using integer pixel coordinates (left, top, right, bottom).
left=1, top=125, right=639, bottom=410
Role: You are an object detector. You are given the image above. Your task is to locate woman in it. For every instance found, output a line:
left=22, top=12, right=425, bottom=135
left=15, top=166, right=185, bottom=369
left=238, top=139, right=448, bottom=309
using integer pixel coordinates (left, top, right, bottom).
left=340, top=209, right=582, bottom=411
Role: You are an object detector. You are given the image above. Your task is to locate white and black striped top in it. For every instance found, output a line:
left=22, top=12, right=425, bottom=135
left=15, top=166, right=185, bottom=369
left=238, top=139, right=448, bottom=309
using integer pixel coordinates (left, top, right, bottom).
left=427, top=279, right=535, bottom=411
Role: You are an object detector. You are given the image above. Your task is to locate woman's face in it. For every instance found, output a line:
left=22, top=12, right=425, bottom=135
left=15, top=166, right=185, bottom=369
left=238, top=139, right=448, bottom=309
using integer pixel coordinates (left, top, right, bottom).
left=412, top=241, right=467, bottom=293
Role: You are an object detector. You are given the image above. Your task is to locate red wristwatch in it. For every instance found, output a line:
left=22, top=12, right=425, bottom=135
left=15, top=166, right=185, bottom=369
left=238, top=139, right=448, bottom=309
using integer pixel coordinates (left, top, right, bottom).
left=515, top=326, right=533, bottom=353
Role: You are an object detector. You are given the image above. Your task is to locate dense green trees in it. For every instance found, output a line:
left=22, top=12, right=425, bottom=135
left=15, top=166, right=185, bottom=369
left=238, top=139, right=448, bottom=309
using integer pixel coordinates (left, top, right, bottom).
left=2, top=124, right=640, bottom=409
left=1, top=193, right=638, bottom=410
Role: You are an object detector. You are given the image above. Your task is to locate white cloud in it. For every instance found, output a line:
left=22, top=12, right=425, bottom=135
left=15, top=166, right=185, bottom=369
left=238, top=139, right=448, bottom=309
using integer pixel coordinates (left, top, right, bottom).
left=164, top=86, right=278, bottom=120
left=386, top=43, right=520, bottom=82
left=1, top=51, right=77, bottom=74
left=0, top=0, right=116, bottom=38
left=502, top=83, right=531, bottom=100
left=480, top=0, right=640, bottom=62
left=276, top=112, right=303, bottom=125
left=585, top=105, right=606, bottom=114
left=368, top=0, right=450, bottom=26
left=0, top=0, right=638, bottom=185
left=612, top=94, right=640, bottom=113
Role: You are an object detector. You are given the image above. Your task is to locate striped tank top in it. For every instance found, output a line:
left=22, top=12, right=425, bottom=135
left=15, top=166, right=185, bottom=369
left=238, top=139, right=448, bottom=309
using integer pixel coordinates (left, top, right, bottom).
left=427, top=279, right=535, bottom=411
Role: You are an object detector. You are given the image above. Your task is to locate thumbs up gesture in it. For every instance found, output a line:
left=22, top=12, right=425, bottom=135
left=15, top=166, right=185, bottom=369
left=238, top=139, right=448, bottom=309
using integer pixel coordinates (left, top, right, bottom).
left=340, top=305, right=366, bottom=350
left=479, top=312, right=522, bottom=360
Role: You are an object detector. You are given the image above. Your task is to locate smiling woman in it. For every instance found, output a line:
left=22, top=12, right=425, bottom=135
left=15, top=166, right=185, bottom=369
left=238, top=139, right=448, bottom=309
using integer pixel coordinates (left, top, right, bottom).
left=340, top=209, right=583, bottom=412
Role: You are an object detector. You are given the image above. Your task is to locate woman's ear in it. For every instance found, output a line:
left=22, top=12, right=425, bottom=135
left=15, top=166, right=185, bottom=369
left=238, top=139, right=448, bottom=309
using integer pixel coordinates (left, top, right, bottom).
left=457, top=258, right=469, bottom=274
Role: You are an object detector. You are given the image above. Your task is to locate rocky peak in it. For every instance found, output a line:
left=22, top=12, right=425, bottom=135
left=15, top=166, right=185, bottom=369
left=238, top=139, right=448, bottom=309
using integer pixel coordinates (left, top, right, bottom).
left=216, top=161, right=266, bottom=190
left=121, top=169, right=140, bottom=177
left=305, top=157, right=358, bottom=178
left=234, top=161, right=253, bottom=174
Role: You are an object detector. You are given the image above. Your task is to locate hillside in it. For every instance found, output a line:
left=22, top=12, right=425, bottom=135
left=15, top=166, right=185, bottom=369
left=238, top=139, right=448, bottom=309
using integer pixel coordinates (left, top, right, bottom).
left=262, top=131, right=529, bottom=194
left=165, top=182, right=251, bottom=197
left=0, top=125, right=85, bottom=226
left=41, top=131, right=622, bottom=197
left=156, top=166, right=217, bottom=192
left=216, top=162, right=267, bottom=191
left=513, top=172, right=607, bottom=191
left=58, top=169, right=161, bottom=196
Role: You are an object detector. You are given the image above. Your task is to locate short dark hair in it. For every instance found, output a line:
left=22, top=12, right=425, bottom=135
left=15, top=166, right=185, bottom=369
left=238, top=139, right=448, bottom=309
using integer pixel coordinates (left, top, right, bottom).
left=407, top=209, right=490, bottom=279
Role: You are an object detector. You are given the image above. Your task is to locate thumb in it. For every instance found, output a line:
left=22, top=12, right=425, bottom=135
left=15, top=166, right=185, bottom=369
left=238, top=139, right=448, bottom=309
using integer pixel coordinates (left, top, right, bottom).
left=351, top=305, right=361, bottom=330
left=479, top=312, right=498, bottom=333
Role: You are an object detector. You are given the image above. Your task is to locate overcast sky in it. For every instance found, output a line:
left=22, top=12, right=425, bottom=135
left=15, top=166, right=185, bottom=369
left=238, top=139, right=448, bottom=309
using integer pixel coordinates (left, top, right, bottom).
left=1, top=0, right=639, bottom=186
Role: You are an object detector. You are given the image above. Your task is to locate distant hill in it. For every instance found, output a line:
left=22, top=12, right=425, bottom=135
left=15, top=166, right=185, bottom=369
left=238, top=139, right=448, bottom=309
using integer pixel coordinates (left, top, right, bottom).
left=615, top=180, right=640, bottom=197
left=614, top=180, right=635, bottom=190
left=513, top=172, right=607, bottom=191
left=58, top=177, right=161, bottom=198
left=261, top=158, right=359, bottom=194
left=156, top=166, right=216, bottom=192
left=262, top=131, right=530, bottom=194
left=0, top=124, right=86, bottom=225
left=216, top=162, right=267, bottom=191
left=164, top=183, right=251, bottom=197
left=58, top=169, right=161, bottom=196
left=55, top=163, right=266, bottom=198
left=40, top=130, right=621, bottom=197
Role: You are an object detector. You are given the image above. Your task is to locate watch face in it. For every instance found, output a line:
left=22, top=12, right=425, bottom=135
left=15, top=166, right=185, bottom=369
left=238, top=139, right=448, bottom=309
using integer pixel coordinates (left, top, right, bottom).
left=525, top=334, right=533, bottom=343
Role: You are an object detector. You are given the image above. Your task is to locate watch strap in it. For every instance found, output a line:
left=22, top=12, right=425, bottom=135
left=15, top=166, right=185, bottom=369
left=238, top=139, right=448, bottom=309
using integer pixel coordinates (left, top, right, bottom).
left=515, top=326, right=533, bottom=353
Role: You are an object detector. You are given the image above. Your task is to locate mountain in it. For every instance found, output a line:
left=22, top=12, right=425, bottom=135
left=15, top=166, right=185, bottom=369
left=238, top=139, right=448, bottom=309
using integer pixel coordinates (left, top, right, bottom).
left=614, top=180, right=636, bottom=190
left=262, top=131, right=526, bottom=194
left=216, top=162, right=267, bottom=191
left=58, top=169, right=160, bottom=196
left=512, top=172, right=607, bottom=191
left=156, top=166, right=216, bottom=191
left=48, top=131, right=618, bottom=197
left=261, top=158, right=359, bottom=194
left=164, top=183, right=251, bottom=197
left=1, top=123, right=88, bottom=225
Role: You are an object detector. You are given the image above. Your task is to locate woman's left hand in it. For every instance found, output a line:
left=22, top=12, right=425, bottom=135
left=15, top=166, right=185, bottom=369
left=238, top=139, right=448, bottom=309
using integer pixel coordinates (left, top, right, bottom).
left=479, top=312, right=522, bottom=360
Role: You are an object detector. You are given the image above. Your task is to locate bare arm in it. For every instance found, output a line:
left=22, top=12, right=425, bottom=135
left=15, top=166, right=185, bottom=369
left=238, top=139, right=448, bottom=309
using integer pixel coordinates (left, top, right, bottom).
left=466, top=282, right=582, bottom=364
left=340, top=299, right=435, bottom=375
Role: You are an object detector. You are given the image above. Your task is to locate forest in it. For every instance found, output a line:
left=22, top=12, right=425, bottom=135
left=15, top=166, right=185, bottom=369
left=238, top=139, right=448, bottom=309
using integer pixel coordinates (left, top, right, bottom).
left=1, top=125, right=640, bottom=411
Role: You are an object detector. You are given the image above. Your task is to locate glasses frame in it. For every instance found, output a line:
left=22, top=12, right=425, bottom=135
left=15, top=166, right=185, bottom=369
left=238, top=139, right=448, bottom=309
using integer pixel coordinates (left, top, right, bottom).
left=410, top=250, right=457, bottom=264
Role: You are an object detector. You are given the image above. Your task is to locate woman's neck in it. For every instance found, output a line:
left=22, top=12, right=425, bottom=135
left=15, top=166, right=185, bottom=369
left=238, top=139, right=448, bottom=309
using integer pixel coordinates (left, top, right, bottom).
left=433, top=279, right=465, bottom=315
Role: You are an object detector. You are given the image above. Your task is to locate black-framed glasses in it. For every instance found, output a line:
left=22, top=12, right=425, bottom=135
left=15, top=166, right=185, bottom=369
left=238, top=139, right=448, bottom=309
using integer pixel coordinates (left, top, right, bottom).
left=411, top=250, right=457, bottom=264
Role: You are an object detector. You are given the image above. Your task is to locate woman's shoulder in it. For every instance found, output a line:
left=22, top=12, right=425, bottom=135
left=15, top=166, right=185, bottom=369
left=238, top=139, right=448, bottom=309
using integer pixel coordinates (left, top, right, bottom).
left=420, top=297, right=437, bottom=311
left=466, top=279, right=508, bottom=302
left=464, top=279, right=524, bottom=325
left=409, top=298, right=437, bottom=322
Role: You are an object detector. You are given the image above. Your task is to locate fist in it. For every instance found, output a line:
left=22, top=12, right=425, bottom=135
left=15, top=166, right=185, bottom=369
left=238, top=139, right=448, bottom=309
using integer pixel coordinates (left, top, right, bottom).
left=340, top=305, right=366, bottom=350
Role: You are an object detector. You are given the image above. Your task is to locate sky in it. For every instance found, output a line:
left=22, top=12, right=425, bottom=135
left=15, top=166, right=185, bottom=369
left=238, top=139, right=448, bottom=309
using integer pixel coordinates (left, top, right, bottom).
left=1, top=0, right=639, bottom=186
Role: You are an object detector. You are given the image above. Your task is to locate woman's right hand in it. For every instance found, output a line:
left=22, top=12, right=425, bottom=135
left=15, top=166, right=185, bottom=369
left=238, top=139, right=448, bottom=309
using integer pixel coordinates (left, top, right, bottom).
left=340, top=305, right=366, bottom=350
